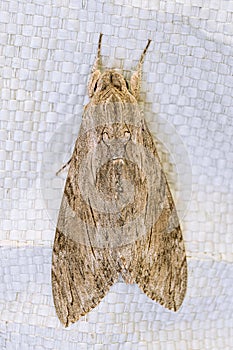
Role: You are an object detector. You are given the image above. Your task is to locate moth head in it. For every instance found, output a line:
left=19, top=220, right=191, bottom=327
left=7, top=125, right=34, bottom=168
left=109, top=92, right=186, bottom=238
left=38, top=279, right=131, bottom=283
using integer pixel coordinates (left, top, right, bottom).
left=95, top=70, right=128, bottom=94
left=88, top=33, right=151, bottom=100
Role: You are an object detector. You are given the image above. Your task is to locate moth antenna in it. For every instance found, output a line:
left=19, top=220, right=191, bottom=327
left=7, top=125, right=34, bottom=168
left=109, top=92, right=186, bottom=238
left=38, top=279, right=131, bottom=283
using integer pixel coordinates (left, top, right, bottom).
left=92, top=33, right=103, bottom=73
left=130, top=39, right=152, bottom=100
left=88, top=33, right=103, bottom=97
left=139, top=39, right=152, bottom=65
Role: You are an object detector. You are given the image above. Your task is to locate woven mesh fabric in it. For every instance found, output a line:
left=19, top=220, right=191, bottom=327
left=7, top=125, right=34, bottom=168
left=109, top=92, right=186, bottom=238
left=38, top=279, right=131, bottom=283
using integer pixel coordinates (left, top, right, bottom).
left=0, top=0, right=232, bottom=348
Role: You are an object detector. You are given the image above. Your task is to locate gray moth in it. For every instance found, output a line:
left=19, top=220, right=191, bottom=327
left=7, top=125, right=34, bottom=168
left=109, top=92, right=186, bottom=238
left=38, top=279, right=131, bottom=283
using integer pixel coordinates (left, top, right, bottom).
left=52, top=34, right=187, bottom=327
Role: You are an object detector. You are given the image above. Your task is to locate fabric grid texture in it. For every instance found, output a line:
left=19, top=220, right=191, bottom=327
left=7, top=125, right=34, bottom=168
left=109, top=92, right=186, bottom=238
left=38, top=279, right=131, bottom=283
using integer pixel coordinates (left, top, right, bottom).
left=0, top=0, right=232, bottom=349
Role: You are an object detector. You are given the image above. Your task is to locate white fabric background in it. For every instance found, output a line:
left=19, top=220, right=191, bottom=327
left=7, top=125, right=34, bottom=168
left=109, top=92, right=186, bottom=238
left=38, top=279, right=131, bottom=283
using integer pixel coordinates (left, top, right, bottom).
left=0, top=0, right=232, bottom=349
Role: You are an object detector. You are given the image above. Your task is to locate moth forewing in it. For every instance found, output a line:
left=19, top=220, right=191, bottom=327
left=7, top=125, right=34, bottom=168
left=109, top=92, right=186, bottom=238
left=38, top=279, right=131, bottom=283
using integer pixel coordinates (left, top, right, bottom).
left=52, top=34, right=187, bottom=327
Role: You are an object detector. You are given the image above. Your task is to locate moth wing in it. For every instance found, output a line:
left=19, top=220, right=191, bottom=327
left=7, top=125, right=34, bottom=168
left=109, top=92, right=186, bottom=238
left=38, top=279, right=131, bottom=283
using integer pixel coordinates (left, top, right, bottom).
left=134, top=215, right=187, bottom=311
left=52, top=150, right=119, bottom=327
left=122, top=121, right=187, bottom=311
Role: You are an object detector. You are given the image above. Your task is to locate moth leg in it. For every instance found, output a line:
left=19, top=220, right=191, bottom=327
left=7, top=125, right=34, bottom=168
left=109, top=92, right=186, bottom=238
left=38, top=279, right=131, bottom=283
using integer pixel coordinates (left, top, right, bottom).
left=56, top=158, right=72, bottom=176
left=130, top=39, right=151, bottom=100
left=88, top=33, right=103, bottom=97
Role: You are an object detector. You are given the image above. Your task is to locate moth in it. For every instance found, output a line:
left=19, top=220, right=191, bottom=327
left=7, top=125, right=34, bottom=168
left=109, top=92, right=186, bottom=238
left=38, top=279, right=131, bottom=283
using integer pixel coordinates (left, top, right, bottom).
left=52, top=34, right=187, bottom=327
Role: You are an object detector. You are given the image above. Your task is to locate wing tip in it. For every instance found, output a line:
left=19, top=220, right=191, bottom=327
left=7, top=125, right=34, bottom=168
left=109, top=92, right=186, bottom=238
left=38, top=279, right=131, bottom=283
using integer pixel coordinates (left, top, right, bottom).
left=136, top=281, right=187, bottom=312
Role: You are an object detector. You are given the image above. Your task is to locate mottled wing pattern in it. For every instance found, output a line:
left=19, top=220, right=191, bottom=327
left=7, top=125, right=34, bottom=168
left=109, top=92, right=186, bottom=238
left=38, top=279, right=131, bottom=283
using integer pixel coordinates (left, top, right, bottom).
left=120, top=120, right=187, bottom=311
left=52, top=152, right=119, bottom=327
left=52, top=229, right=119, bottom=327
